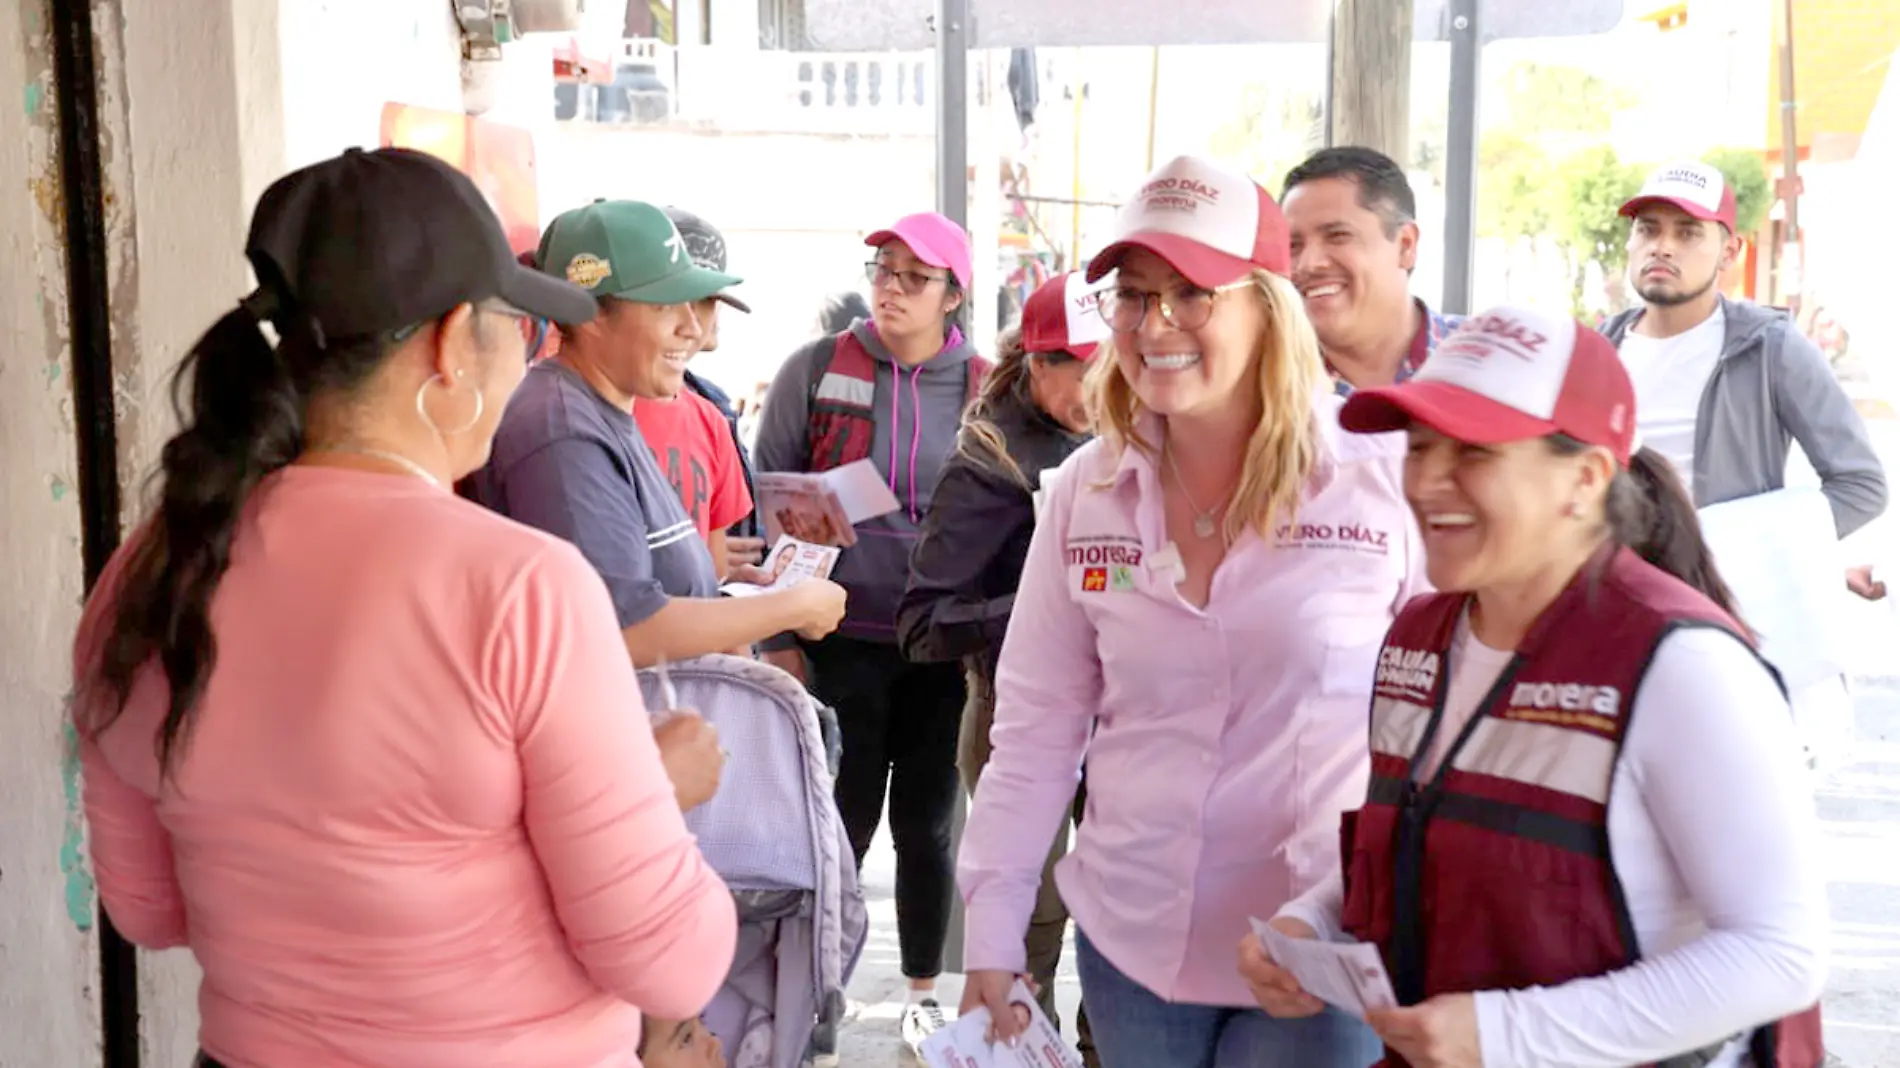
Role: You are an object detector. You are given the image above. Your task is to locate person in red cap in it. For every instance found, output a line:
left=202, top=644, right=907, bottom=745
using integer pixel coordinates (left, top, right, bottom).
left=752, top=210, right=992, bottom=1042
left=1242, top=305, right=1829, bottom=1068
left=897, top=269, right=1110, bottom=1062
left=957, top=155, right=1422, bottom=1066
left=1602, top=161, right=1886, bottom=773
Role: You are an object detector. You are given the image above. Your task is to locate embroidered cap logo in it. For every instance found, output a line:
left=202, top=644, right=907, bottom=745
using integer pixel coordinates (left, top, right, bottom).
left=566, top=253, right=612, bottom=289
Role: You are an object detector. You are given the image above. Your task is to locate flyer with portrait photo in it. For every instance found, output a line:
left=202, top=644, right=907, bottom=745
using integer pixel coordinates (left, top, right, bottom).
left=719, top=536, right=840, bottom=598
left=755, top=459, right=899, bottom=548
left=917, top=981, right=1081, bottom=1068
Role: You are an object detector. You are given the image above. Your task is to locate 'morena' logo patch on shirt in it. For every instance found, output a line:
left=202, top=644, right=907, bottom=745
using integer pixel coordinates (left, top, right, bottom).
left=1065, top=535, right=1144, bottom=568
left=1274, top=520, right=1391, bottom=555
left=1066, top=535, right=1143, bottom=594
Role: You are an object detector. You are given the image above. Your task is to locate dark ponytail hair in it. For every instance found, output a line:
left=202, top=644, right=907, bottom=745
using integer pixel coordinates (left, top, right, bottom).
left=86, top=295, right=394, bottom=773
left=1549, top=435, right=1751, bottom=636
left=957, top=325, right=1075, bottom=488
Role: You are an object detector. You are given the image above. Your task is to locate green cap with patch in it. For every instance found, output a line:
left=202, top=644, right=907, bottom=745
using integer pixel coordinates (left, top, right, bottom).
left=539, top=198, right=742, bottom=309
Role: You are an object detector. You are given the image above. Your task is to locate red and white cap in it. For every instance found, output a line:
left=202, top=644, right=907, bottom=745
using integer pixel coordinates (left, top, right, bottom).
left=1619, top=161, right=1737, bottom=231
left=1339, top=305, right=1639, bottom=467
left=1020, top=271, right=1113, bottom=359
left=1086, top=155, right=1290, bottom=288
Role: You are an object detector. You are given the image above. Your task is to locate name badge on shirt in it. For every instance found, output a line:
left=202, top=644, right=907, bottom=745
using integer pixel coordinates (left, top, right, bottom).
left=1068, top=536, right=1143, bottom=593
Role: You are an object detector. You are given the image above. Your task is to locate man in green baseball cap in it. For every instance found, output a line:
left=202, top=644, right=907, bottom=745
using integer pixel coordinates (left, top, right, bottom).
left=468, top=198, right=847, bottom=674
left=521, top=197, right=741, bottom=407
left=541, top=198, right=742, bottom=310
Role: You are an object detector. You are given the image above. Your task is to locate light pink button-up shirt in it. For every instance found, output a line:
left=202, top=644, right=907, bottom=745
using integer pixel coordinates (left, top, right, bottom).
left=958, top=395, right=1423, bottom=1006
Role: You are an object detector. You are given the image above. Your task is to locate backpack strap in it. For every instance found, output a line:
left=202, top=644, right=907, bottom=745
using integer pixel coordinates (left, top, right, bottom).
left=805, top=332, right=844, bottom=413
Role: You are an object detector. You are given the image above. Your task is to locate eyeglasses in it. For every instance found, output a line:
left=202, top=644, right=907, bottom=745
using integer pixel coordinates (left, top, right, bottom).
left=388, top=305, right=549, bottom=362
left=865, top=261, right=948, bottom=297
left=478, top=303, right=548, bottom=363
left=523, top=316, right=550, bottom=362
left=1098, top=280, right=1251, bottom=333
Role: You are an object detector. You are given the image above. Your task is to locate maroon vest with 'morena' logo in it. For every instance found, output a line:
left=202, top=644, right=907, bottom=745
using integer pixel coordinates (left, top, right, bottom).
left=1340, top=546, right=1824, bottom=1068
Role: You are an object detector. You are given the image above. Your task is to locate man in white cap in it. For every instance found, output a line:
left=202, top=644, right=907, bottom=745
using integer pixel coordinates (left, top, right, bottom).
left=1601, top=161, right=1888, bottom=766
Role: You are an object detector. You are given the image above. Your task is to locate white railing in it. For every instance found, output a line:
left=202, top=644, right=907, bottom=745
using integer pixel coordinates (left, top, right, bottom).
left=609, top=43, right=935, bottom=135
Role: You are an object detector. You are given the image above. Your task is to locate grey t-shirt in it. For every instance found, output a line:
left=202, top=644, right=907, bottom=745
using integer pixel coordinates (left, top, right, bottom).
left=468, top=360, right=719, bottom=627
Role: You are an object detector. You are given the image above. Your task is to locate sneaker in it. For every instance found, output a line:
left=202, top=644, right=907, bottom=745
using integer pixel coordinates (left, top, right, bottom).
left=901, top=998, right=948, bottom=1051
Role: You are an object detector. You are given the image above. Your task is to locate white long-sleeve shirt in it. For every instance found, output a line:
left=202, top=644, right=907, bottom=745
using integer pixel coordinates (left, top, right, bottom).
left=1279, top=618, right=1829, bottom=1068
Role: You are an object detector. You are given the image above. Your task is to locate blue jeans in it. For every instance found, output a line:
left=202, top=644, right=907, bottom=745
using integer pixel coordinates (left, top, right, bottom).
left=1075, top=929, right=1384, bottom=1068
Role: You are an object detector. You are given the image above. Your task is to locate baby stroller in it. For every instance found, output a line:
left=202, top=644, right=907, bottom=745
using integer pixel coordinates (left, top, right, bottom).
left=637, top=654, right=867, bottom=1068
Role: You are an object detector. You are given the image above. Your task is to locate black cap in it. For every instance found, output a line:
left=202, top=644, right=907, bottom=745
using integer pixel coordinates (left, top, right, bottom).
left=662, top=206, right=751, bottom=313
left=244, top=147, right=595, bottom=341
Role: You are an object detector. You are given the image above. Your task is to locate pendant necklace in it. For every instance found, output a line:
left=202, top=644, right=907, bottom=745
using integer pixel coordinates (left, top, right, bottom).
left=1163, top=437, right=1221, bottom=540
left=314, top=446, right=442, bottom=489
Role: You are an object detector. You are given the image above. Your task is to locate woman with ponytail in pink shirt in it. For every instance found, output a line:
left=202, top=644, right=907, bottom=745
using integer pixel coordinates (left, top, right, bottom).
left=71, top=148, right=735, bottom=1068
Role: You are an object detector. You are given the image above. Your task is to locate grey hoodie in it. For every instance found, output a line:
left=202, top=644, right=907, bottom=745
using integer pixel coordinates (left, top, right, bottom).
left=754, top=319, right=982, bottom=642
left=1601, top=296, right=1887, bottom=539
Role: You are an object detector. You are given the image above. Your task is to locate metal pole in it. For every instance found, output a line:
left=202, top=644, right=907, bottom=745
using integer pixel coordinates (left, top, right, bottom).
left=1775, top=0, right=1802, bottom=311
left=935, top=0, right=971, bottom=975
left=1441, top=0, right=1481, bottom=315
left=1070, top=49, right=1085, bottom=269
left=1322, top=0, right=1336, bottom=148
left=935, top=0, right=971, bottom=229
left=1776, top=0, right=1800, bottom=239
left=1144, top=47, right=1161, bottom=171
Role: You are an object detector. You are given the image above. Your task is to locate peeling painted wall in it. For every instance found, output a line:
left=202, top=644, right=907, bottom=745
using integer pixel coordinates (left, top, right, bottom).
left=0, top=0, right=104, bottom=1061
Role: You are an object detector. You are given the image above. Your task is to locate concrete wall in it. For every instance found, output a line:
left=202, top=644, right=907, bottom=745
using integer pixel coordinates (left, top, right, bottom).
left=0, top=0, right=468, bottom=1062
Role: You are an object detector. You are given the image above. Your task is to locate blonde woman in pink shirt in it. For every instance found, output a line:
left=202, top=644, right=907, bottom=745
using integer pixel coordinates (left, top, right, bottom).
left=957, top=156, right=1422, bottom=1066
left=71, top=148, right=736, bottom=1068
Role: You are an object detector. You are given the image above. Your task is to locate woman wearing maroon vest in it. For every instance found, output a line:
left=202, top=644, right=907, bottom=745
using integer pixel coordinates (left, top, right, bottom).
left=1239, top=305, right=1829, bottom=1068
left=753, top=212, right=990, bottom=1041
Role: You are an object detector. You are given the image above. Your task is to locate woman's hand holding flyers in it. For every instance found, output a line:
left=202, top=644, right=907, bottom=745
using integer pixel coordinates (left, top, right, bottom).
left=1237, top=917, right=1324, bottom=1018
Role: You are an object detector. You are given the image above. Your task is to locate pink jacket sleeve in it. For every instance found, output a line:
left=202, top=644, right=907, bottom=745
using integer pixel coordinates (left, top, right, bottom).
left=956, top=456, right=1102, bottom=974
left=496, top=544, right=737, bottom=1019
left=71, top=536, right=190, bottom=949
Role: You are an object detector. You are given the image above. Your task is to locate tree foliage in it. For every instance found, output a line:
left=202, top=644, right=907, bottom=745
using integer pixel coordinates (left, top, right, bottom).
left=1210, top=83, right=1323, bottom=194
left=1555, top=146, right=1645, bottom=316
left=1496, top=62, right=1633, bottom=138
left=1476, top=130, right=1552, bottom=243
left=1702, top=146, right=1773, bottom=236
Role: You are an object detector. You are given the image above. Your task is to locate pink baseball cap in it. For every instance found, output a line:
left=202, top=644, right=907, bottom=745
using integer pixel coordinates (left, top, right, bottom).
left=1086, top=155, right=1291, bottom=289
left=1020, top=271, right=1114, bottom=360
left=1340, top=305, right=1638, bottom=467
left=1620, top=161, right=1737, bottom=231
left=865, top=212, right=974, bottom=289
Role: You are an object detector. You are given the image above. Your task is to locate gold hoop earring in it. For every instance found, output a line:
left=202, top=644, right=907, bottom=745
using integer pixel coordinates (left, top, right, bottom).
left=415, top=373, right=485, bottom=437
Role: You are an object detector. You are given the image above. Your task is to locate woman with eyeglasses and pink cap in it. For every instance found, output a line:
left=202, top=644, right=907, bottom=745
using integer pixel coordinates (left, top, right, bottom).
left=1241, top=307, right=1828, bottom=1068
left=956, top=155, right=1422, bottom=1066
left=753, top=211, right=992, bottom=1041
